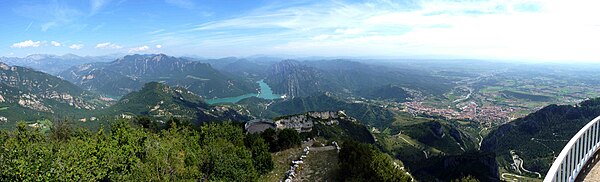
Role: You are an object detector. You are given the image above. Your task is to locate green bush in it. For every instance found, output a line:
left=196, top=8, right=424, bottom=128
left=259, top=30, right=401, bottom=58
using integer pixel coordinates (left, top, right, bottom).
left=339, top=140, right=411, bottom=182
left=0, top=120, right=269, bottom=181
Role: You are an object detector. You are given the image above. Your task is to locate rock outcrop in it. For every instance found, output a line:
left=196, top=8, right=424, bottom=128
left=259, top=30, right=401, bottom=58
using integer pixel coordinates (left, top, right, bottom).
left=275, top=111, right=346, bottom=132
left=0, top=62, right=100, bottom=115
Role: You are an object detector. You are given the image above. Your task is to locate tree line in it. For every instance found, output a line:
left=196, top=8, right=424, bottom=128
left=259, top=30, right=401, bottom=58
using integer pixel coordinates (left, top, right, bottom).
left=0, top=119, right=274, bottom=181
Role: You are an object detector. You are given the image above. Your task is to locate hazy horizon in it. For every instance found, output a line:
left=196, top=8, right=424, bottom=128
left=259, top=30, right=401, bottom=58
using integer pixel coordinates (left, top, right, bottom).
left=2, top=0, right=600, bottom=62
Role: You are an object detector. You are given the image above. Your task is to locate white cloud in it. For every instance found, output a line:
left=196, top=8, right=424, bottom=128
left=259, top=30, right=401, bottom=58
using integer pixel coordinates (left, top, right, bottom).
left=95, top=42, right=122, bottom=49
left=175, top=0, right=600, bottom=61
left=312, top=34, right=331, bottom=41
left=334, top=28, right=363, bottom=35
left=10, top=40, right=43, bottom=48
left=41, top=22, right=58, bottom=32
left=90, top=0, right=112, bottom=15
left=155, top=45, right=162, bottom=49
left=50, top=41, right=62, bottom=47
left=69, top=44, right=84, bottom=50
left=129, top=45, right=150, bottom=53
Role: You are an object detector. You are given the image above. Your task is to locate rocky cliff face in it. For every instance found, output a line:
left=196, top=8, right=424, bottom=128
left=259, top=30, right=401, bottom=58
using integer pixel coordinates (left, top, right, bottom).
left=265, top=60, right=332, bottom=98
left=275, top=111, right=346, bottom=132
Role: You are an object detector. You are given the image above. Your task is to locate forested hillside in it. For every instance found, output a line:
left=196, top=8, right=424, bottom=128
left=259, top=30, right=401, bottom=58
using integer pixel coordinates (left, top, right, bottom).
left=97, top=82, right=249, bottom=124
left=482, top=98, right=600, bottom=175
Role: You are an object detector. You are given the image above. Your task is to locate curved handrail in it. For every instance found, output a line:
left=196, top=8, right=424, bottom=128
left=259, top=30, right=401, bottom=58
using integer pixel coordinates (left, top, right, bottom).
left=544, top=115, right=600, bottom=182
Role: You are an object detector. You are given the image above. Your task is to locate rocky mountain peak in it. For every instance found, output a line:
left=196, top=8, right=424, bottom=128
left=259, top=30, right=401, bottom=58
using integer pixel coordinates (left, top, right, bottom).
left=151, top=54, right=170, bottom=62
left=270, top=60, right=308, bottom=76
left=265, top=60, right=328, bottom=98
left=277, top=59, right=300, bottom=67
left=116, top=54, right=176, bottom=64
left=0, top=62, right=10, bottom=70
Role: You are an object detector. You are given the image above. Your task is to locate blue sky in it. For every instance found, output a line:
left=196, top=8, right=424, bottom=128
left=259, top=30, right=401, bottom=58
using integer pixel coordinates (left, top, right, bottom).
left=1, top=0, right=600, bottom=61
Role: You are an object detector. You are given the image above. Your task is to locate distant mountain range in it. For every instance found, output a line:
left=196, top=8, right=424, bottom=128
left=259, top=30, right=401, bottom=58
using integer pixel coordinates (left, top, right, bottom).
left=59, top=54, right=258, bottom=98
left=2, top=54, right=452, bottom=102
left=0, top=54, right=115, bottom=75
left=264, top=59, right=453, bottom=99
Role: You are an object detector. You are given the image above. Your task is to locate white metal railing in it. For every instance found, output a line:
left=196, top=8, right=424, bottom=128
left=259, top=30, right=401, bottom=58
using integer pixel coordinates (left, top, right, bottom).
left=544, top=115, right=600, bottom=182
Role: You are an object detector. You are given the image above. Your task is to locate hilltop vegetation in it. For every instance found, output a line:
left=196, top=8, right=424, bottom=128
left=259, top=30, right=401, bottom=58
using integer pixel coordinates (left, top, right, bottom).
left=339, top=140, right=412, bottom=181
left=0, top=120, right=270, bottom=181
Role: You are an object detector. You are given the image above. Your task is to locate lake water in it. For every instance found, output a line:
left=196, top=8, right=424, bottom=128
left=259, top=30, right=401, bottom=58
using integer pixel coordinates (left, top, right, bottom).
left=206, top=80, right=282, bottom=104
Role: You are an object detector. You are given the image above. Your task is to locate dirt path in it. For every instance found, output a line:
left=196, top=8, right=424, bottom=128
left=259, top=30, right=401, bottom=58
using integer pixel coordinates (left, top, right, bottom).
left=501, top=173, right=530, bottom=182
left=478, top=127, right=488, bottom=149
left=510, top=151, right=542, bottom=178
left=310, top=146, right=335, bottom=152
left=293, top=147, right=339, bottom=182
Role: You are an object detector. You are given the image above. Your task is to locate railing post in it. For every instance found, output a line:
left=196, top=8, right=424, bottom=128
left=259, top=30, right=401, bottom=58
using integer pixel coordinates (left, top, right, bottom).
left=570, top=143, right=574, bottom=180
left=594, top=123, right=598, bottom=148
left=585, top=132, right=589, bottom=157
left=577, top=139, right=581, bottom=170
left=561, top=158, right=566, bottom=181
left=588, top=131, right=591, bottom=156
